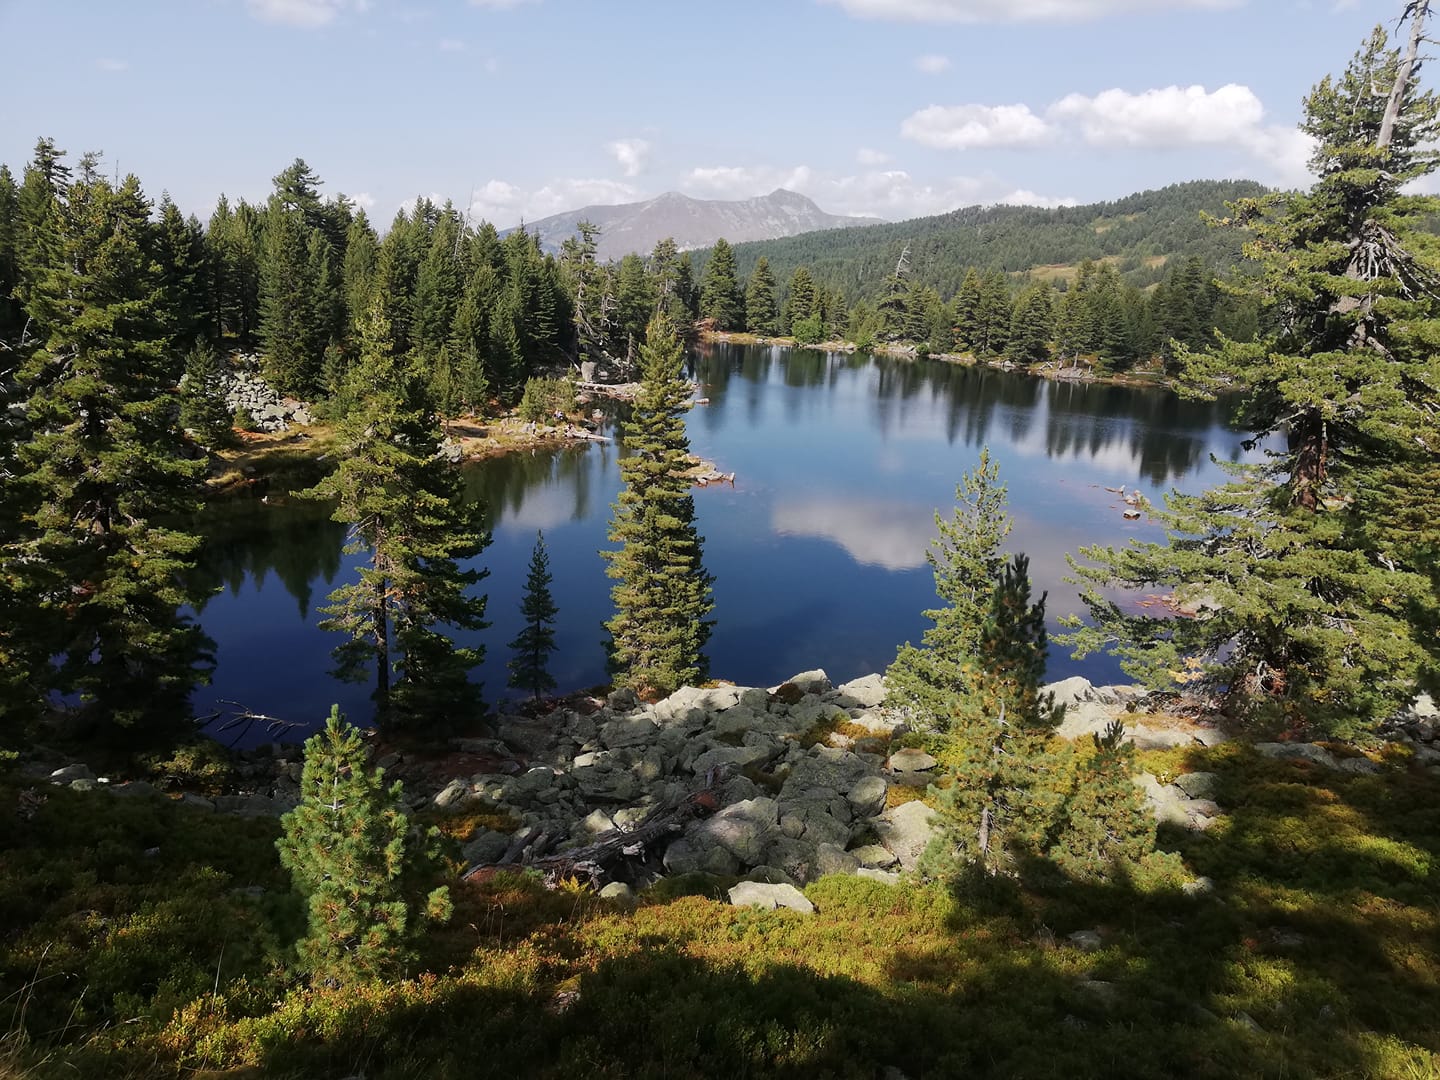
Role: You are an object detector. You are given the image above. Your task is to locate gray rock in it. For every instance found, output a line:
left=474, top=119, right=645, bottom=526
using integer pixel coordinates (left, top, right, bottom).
left=846, top=775, right=888, bottom=817
left=1172, top=772, right=1220, bottom=800
left=572, top=750, right=609, bottom=769
left=691, top=743, right=773, bottom=777
left=727, top=881, right=815, bottom=914
left=662, top=838, right=740, bottom=877
left=790, top=670, right=834, bottom=695
left=1045, top=675, right=1095, bottom=711
left=1128, top=725, right=1198, bottom=750
left=1256, top=742, right=1338, bottom=769
left=764, top=837, right=820, bottom=884
left=1077, top=979, right=1119, bottom=1006
left=50, top=764, right=95, bottom=784
left=461, top=829, right=511, bottom=865
left=849, top=843, right=899, bottom=869
left=69, top=778, right=98, bottom=792
left=1181, top=798, right=1222, bottom=819
left=1068, top=929, right=1103, bottom=952
left=1338, top=756, right=1383, bottom=775
left=693, top=797, right=778, bottom=866
left=836, top=674, right=887, bottom=709
left=857, top=867, right=902, bottom=885
left=1055, top=700, right=1118, bottom=741
left=606, top=686, right=639, bottom=712
left=874, top=800, right=938, bottom=871
left=1182, top=876, right=1215, bottom=897
left=744, top=865, right=797, bottom=886
left=599, top=882, right=634, bottom=903
left=1413, top=743, right=1440, bottom=766
left=1134, top=773, right=1191, bottom=827
left=887, top=748, right=937, bottom=774
left=814, top=842, right=861, bottom=877
left=581, top=809, right=616, bottom=834
left=109, top=781, right=160, bottom=798
left=376, top=751, right=403, bottom=772
left=1412, top=692, right=1439, bottom=719
left=600, top=715, right=659, bottom=749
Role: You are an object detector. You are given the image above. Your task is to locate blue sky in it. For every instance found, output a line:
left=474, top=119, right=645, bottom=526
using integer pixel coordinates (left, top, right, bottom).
left=0, top=0, right=1391, bottom=226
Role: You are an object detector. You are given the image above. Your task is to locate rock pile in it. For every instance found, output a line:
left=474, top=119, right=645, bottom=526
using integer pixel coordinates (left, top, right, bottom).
left=222, top=359, right=314, bottom=433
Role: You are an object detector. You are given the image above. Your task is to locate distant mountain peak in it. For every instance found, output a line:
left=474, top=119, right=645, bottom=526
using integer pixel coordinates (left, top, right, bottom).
left=517, top=189, right=883, bottom=261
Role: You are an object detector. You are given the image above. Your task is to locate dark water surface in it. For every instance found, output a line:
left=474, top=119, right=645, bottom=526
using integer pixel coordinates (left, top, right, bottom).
left=191, top=342, right=1247, bottom=739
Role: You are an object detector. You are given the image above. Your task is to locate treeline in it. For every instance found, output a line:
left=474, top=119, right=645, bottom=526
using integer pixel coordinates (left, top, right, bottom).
left=693, top=243, right=1259, bottom=374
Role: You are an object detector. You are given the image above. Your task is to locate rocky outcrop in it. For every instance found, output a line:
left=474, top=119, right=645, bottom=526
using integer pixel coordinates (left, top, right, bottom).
left=221, top=359, right=315, bottom=433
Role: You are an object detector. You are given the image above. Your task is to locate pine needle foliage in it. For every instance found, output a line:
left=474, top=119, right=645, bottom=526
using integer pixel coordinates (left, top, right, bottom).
left=1044, top=720, right=1157, bottom=880
left=300, top=295, right=490, bottom=733
left=1064, top=18, right=1440, bottom=737
left=885, top=448, right=1011, bottom=732
left=603, top=313, right=714, bottom=696
left=277, top=705, right=452, bottom=986
left=508, top=530, right=559, bottom=702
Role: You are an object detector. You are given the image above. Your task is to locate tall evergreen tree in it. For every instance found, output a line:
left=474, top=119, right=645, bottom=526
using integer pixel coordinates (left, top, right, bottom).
left=886, top=449, right=1012, bottom=731
left=744, top=255, right=779, bottom=335
left=1065, top=14, right=1440, bottom=736
left=300, top=296, right=490, bottom=732
left=5, top=160, right=211, bottom=737
left=259, top=196, right=320, bottom=394
left=784, top=266, right=817, bottom=334
left=179, top=342, right=234, bottom=449
left=508, top=530, right=559, bottom=702
left=603, top=314, right=714, bottom=695
left=0, top=164, right=19, bottom=344
left=1005, top=283, right=1055, bottom=364
left=277, top=706, right=452, bottom=986
left=699, top=237, right=743, bottom=330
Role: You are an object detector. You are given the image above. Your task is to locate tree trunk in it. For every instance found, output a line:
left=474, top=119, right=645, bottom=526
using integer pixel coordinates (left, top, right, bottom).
left=1378, top=2, right=1429, bottom=151
left=374, top=565, right=390, bottom=729
left=1289, top=413, right=1328, bottom=511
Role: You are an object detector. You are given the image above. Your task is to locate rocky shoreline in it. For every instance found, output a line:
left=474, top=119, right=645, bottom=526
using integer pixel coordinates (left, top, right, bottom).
left=25, top=670, right=1437, bottom=911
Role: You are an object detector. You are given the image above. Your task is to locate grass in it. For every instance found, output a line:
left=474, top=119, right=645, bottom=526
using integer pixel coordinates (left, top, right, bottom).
left=3, top=742, right=1439, bottom=1078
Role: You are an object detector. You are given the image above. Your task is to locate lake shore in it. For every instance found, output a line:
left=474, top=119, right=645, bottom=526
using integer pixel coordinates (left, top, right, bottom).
left=700, top=329, right=1177, bottom=391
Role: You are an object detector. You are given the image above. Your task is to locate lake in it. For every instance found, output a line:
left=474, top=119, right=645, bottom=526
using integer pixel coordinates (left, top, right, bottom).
left=190, top=341, right=1248, bottom=741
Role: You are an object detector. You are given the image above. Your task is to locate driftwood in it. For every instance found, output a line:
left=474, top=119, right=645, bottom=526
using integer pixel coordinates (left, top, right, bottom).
left=461, top=772, right=724, bottom=888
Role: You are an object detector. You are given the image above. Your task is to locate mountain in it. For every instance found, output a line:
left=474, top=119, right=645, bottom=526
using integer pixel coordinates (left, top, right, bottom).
left=692, top=179, right=1271, bottom=301
left=517, top=189, right=884, bottom=261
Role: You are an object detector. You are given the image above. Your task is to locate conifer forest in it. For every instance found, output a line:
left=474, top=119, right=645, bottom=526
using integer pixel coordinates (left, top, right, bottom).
left=2, top=4, right=1440, bottom=1077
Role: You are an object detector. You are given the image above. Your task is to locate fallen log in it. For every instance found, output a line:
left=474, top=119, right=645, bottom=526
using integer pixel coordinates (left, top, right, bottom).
left=461, top=772, right=724, bottom=887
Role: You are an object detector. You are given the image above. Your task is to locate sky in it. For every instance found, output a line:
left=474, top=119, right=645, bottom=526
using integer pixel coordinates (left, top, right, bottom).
left=0, top=0, right=1398, bottom=228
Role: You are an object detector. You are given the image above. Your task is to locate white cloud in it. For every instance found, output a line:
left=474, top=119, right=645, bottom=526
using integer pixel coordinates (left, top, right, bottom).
left=683, top=165, right=816, bottom=199
left=1048, top=83, right=1263, bottom=148
left=468, top=178, right=638, bottom=226
left=95, top=57, right=129, bottom=72
left=438, top=37, right=466, bottom=51
left=247, top=0, right=369, bottom=28
left=607, top=138, right=652, bottom=178
left=900, top=103, right=1053, bottom=150
left=913, top=53, right=950, bottom=74
left=821, top=0, right=1241, bottom=22
left=348, top=192, right=377, bottom=211
left=773, top=497, right=937, bottom=570
left=857, top=147, right=891, bottom=166
left=998, top=189, right=1079, bottom=209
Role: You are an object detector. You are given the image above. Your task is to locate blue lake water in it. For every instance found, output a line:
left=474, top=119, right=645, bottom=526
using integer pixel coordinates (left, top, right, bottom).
left=190, top=342, right=1248, bottom=740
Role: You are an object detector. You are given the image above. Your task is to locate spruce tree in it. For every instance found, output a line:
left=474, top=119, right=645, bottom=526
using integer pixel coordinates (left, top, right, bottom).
left=0, top=165, right=24, bottom=344
left=179, top=342, right=234, bottom=449
left=1065, top=13, right=1440, bottom=736
left=929, top=555, right=1062, bottom=875
left=886, top=449, right=1012, bottom=732
left=784, top=266, right=817, bottom=334
left=277, top=705, right=452, bottom=986
left=744, top=256, right=779, bottom=335
left=5, top=159, right=211, bottom=737
left=699, top=237, right=743, bottom=330
left=300, top=295, right=490, bottom=732
left=1045, top=721, right=1156, bottom=880
left=259, top=196, right=320, bottom=394
left=1005, top=284, right=1055, bottom=364
left=508, top=530, right=559, bottom=702
left=603, top=313, right=714, bottom=696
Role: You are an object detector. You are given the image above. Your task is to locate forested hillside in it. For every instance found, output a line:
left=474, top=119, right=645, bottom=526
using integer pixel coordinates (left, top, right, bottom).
left=697, top=180, right=1268, bottom=304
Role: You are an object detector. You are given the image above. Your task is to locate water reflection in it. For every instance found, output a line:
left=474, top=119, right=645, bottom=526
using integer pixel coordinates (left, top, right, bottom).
left=191, top=342, right=1246, bottom=738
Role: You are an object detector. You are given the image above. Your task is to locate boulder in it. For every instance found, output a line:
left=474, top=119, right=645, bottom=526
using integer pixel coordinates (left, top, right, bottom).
left=599, top=715, right=659, bottom=749
left=744, top=865, right=797, bottom=886
left=764, top=836, right=821, bottom=884
left=109, top=781, right=160, bottom=799
left=606, top=686, right=639, bottom=712
left=814, top=842, right=861, bottom=877
left=846, top=775, right=888, bottom=817
left=692, top=798, right=778, bottom=866
left=836, top=673, right=887, bottom=709
left=1068, top=929, right=1103, bottom=952
left=874, top=800, right=938, bottom=871
left=1256, top=743, right=1338, bottom=769
left=461, top=828, right=511, bottom=866
left=1045, top=676, right=1095, bottom=711
left=727, top=881, right=815, bottom=914
left=581, top=809, right=617, bottom=835
left=432, top=778, right=470, bottom=810
left=1338, top=756, right=1382, bottom=775
left=887, top=748, right=937, bottom=774
left=849, top=843, right=899, bottom=869
left=691, top=743, right=774, bottom=777
left=663, top=838, right=740, bottom=877
left=857, top=867, right=901, bottom=885
left=599, top=882, right=635, bottom=903
left=1172, top=772, right=1220, bottom=800
left=783, top=670, right=832, bottom=696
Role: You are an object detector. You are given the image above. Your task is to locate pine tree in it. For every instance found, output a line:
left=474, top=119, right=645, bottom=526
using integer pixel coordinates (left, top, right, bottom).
left=277, top=705, right=452, bottom=986
left=300, top=295, right=490, bottom=732
left=0, top=164, right=20, bottom=345
left=5, top=160, right=211, bottom=737
left=152, top=195, right=207, bottom=355
left=929, top=555, right=1062, bottom=875
left=1045, top=720, right=1156, bottom=880
left=744, top=256, right=779, bottom=334
left=699, top=237, right=743, bottom=330
left=886, top=449, right=1012, bottom=732
left=1005, top=284, right=1055, bottom=364
left=1065, top=13, right=1440, bottom=737
left=179, top=342, right=234, bottom=449
left=604, top=313, right=714, bottom=695
left=508, top=530, right=559, bottom=702
left=259, top=196, right=320, bottom=394
left=783, top=266, right=817, bottom=333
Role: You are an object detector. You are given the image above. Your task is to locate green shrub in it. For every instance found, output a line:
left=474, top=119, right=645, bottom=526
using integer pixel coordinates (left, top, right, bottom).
left=517, top=376, right=576, bottom=423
